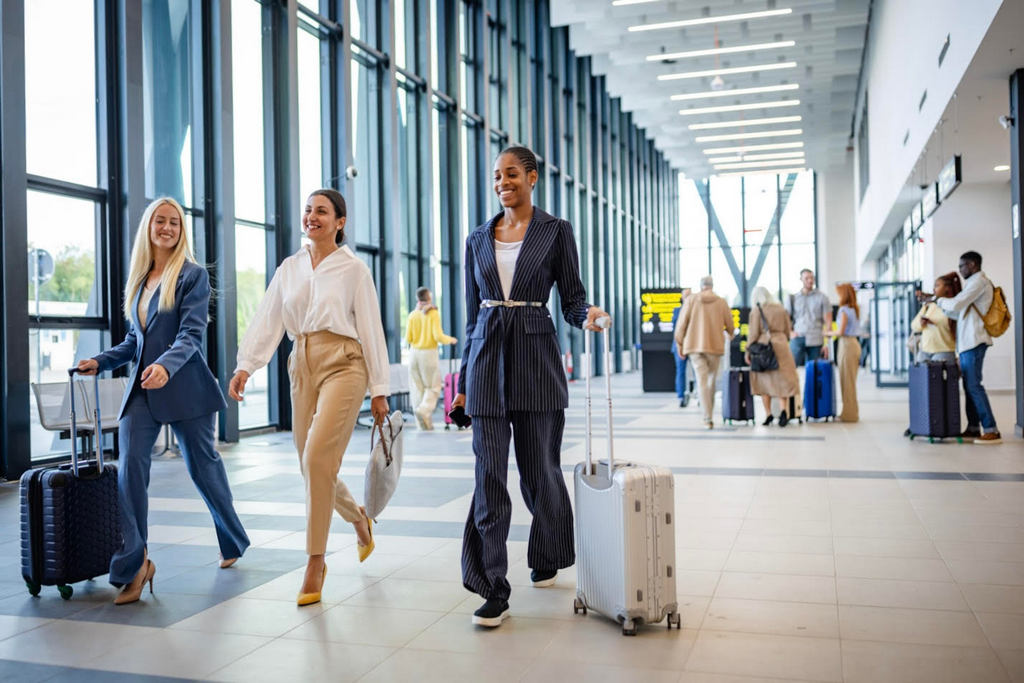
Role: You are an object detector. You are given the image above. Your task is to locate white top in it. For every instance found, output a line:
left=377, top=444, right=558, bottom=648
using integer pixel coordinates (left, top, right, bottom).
left=494, top=239, right=523, bottom=300
left=937, top=270, right=994, bottom=353
left=138, top=283, right=157, bottom=331
left=236, top=244, right=391, bottom=397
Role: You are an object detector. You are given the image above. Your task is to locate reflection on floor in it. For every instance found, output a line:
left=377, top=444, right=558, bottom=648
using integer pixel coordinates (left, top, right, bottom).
left=1, top=371, right=1022, bottom=682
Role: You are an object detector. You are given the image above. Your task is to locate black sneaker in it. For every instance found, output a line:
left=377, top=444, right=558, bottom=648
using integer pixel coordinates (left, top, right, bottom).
left=530, top=569, right=557, bottom=587
left=472, top=598, right=509, bottom=627
left=681, top=394, right=690, bottom=408
left=961, top=427, right=982, bottom=439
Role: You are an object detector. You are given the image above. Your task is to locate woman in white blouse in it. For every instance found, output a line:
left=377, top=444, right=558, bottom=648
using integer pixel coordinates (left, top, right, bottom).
left=228, top=189, right=390, bottom=606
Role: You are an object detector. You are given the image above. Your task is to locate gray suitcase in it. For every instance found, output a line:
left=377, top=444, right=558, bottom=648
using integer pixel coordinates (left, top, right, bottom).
left=573, top=320, right=681, bottom=635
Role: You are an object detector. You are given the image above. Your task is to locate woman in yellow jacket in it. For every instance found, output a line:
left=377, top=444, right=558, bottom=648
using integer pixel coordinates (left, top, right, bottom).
left=911, top=272, right=961, bottom=362
left=405, top=287, right=457, bottom=430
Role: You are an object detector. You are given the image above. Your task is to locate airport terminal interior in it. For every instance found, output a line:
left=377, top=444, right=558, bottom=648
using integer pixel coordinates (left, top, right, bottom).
left=1, top=0, right=1023, bottom=680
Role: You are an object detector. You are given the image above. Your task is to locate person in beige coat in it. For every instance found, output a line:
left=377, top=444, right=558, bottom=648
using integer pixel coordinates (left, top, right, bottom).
left=746, top=286, right=800, bottom=427
left=674, top=275, right=735, bottom=428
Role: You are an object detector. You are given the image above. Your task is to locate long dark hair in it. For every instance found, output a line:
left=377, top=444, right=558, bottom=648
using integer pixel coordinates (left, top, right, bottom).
left=308, top=188, right=347, bottom=244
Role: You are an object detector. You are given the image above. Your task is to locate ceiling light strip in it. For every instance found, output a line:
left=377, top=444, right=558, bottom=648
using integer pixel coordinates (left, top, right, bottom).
left=703, top=141, right=805, bottom=154
left=671, top=83, right=799, bottom=101
left=629, top=8, right=793, bottom=32
left=707, top=151, right=806, bottom=163
left=713, top=158, right=810, bottom=170
left=689, top=115, right=802, bottom=130
left=680, top=100, right=800, bottom=116
left=646, top=41, right=795, bottom=62
left=658, top=61, right=797, bottom=82
left=695, top=129, right=803, bottom=143
left=715, top=167, right=807, bottom=178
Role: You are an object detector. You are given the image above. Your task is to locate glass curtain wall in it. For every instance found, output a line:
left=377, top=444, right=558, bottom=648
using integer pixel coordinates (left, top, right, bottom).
left=232, top=0, right=273, bottom=429
left=1, top=0, right=680, bottom=477
left=679, top=170, right=816, bottom=307
left=24, top=0, right=110, bottom=461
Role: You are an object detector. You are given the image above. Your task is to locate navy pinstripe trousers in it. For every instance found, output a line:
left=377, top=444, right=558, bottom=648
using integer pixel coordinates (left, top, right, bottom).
left=461, top=410, right=575, bottom=600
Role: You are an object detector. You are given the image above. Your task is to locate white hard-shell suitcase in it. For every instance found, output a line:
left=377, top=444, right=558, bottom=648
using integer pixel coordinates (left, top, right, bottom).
left=573, top=320, right=681, bottom=635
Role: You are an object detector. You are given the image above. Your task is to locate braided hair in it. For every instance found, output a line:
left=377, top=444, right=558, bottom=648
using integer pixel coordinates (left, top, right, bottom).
left=497, top=145, right=538, bottom=176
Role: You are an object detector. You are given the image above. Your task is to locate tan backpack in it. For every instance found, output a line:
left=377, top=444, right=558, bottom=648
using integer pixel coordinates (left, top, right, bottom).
left=971, top=284, right=1011, bottom=338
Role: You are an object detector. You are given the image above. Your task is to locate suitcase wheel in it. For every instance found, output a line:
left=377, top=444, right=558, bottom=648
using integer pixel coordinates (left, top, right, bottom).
left=25, top=580, right=40, bottom=597
left=573, top=597, right=587, bottom=615
left=957, top=437, right=964, bottom=444
left=928, top=437, right=935, bottom=444
left=667, top=612, right=682, bottom=629
left=621, top=619, right=637, bottom=636
left=57, top=585, right=73, bottom=600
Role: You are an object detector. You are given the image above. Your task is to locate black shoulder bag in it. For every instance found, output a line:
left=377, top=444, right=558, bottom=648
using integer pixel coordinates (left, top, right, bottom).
left=748, top=304, right=779, bottom=372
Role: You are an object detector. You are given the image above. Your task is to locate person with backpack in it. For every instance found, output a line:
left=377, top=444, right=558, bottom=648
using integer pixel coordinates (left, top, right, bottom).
left=933, top=251, right=1009, bottom=444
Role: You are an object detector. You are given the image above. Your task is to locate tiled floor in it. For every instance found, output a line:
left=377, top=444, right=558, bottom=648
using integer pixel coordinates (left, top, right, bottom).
left=1, top=370, right=1022, bottom=682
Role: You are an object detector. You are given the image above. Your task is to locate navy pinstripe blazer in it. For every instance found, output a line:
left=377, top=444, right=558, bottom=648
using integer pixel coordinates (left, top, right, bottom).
left=458, top=208, right=591, bottom=416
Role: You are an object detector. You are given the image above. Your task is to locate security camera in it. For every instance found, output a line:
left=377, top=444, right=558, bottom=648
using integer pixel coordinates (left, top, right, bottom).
left=345, top=165, right=359, bottom=179
left=998, top=114, right=1015, bottom=130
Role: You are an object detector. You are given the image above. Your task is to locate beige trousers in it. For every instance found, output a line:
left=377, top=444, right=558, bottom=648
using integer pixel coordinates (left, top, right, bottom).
left=689, top=352, right=722, bottom=423
left=837, top=336, right=861, bottom=423
left=289, top=331, right=368, bottom=555
left=408, top=348, right=441, bottom=415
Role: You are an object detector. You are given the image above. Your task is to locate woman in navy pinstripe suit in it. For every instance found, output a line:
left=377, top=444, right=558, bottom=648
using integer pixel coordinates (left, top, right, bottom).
left=451, top=146, right=610, bottom=627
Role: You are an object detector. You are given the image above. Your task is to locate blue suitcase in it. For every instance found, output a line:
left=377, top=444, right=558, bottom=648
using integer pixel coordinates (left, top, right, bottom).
left=908, top=362, right=962, bottom=442
left=722, top=368, right=755, bottom=424
left=803, top=360, right=836, bottom=421
left=20, top=369, right=120, bottom=599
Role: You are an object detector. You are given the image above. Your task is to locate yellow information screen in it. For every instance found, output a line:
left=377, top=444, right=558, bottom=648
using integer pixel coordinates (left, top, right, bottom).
left=640, top=289, right=683, bottom=344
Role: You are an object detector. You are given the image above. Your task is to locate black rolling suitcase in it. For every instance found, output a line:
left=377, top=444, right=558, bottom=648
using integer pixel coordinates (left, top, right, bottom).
left=907, top=361, right=962, bottom=443
left=722, top=368, right=755, bottom=424
left=20, top=368, right=121, bottom=599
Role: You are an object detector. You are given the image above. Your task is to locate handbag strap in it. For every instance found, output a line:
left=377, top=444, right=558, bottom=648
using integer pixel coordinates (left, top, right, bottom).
left=756, top=304, right=772, bottom=341
left=370, top=415, right=393, bottom=466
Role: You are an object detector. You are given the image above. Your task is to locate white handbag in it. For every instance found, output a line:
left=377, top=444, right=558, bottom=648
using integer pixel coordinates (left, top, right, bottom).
left=364, top=411, right=404, bottom=519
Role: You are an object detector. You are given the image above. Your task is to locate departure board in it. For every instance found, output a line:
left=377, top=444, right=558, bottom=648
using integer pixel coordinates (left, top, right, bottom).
left=640, top=289, right=683, bottom=346
left=730, top=307, right=750, bottom=367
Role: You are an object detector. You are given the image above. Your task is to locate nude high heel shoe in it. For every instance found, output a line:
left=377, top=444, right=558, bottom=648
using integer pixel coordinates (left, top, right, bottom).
left=114, top=558, right=156, bottom=605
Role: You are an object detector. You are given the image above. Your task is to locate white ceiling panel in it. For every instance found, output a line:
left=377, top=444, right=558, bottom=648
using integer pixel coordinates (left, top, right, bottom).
left=551, top=0, right=870, bottom=178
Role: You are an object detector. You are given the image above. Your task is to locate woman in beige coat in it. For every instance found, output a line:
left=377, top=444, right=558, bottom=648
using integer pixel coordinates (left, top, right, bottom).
left=746, top=286, right=800, bottom=426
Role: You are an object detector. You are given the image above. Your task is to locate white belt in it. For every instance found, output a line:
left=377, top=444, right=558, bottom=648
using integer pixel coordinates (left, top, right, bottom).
left=479, top=299, right=545, bottom=309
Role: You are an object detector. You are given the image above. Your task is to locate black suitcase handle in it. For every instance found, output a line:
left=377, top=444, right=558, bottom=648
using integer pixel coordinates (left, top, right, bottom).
left=67, top=368, right=104, bottom=475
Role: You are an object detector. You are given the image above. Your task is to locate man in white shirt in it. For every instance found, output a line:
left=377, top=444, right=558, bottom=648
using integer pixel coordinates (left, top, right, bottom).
left=936, top=251, right=1001, bottom=444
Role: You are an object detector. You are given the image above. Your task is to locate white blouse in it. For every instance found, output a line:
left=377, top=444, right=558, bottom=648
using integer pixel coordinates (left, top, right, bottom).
left=494, top=239, right=523, bottom=300
left=235, top=244, right=390, bottom=398
left=137, top=283, right=157, bottom=331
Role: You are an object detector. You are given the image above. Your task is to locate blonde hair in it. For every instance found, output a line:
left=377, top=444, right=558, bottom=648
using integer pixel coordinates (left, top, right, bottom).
left=750, top=286, right=775, bottom=307
left=123, top=198, right=196, bottom=322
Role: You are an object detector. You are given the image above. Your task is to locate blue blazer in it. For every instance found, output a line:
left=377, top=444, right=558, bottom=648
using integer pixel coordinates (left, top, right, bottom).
left=458, top=208, right=591, bottom=417
left=94, top=261, right=227, bottom=423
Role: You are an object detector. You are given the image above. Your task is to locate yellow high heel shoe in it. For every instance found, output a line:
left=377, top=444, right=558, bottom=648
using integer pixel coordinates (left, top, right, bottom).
left=296, top=565, right=327, bottom=606
left=114, top=559, right=156, bottom=605
left=357, top=508, right=375, bottom=563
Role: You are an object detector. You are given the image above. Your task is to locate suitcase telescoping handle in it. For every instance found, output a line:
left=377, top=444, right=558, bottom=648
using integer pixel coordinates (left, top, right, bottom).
left=67, top=367, right=104, bottom=475
left=583, top=316, right=613, bottom=478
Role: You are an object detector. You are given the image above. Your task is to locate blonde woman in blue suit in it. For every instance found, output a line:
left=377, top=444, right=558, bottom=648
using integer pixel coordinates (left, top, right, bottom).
left=78, top=198, right=249, bottom=605
left=451, top=146, right=610, bottom=627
